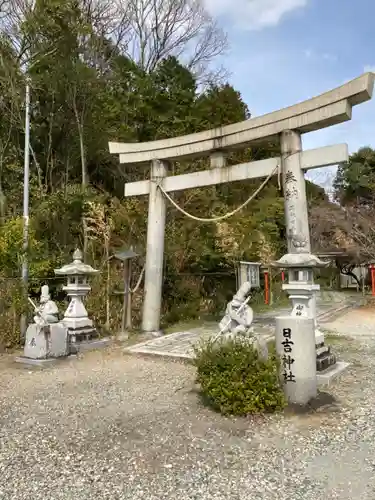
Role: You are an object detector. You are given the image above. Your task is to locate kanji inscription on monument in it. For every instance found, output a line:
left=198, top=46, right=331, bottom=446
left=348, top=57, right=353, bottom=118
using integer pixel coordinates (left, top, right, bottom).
left=282, top=328, right=296, bottom=383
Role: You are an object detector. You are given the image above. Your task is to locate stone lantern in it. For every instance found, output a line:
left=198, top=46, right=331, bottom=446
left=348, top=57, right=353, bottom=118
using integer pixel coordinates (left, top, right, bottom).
left=272, top=247, right=337, bottom=372
left=113, top=247, right=140, bottom=335
left=55, top=249, right=99, bottom=349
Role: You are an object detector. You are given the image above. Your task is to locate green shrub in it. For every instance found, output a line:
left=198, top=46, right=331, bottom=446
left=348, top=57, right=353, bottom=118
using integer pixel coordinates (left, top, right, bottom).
left=0, top=280, right=24, bottom=349
left=193, top=338, right=285, bottom=416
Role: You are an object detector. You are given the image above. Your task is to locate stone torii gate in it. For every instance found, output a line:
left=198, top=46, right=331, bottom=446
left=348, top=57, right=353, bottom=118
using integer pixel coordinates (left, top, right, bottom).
left=109, top=72, right=374, bottom=335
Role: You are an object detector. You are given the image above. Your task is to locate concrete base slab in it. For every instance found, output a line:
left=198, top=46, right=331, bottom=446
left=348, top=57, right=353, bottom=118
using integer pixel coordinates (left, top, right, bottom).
left=73, top=338, right=112, bottom=353
left=124, top=297, right=360, bottom=363
left=146, top=330, right=164, bottom=338
left=125, top=325, right=275, bottom=362
left=15, top=356, right=66, bottom=367
left=17, top=339, right=112, bottom=364
left=317, top=361, right=350, bottom=387
left=117, top=332, right=130, bottom=341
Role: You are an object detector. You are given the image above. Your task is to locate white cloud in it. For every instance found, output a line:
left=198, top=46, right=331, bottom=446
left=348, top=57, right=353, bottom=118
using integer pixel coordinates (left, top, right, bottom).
left=204, top=0, right=308, bottom=31
left=303, top=49, right=337, bottom=62
left=322, top=53, right=337, bottom=62
left=364, top=65, right=375, bottom=73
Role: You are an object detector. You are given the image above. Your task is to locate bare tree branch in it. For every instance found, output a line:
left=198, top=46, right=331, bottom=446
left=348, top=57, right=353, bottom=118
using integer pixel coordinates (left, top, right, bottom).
left=1, top=0, right=131, bottom=64
left=122, top=0, right=228, bottom=77
left=310, top=200, right=375, bottom=263
left=78, top=0, right=131, bottom=57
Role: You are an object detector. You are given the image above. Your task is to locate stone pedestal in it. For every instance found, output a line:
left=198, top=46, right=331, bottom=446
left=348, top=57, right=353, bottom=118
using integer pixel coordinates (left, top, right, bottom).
left=282, top=278, right=337, bottom=372
left=24, top=324, right=49, bottom=359
left=49, top=324, right=69, bottom=357
left=62, top=295, right=97, bottom=346
left=22, top=323, right=69, bottom=360
left=275, top=316, right=317, bottom=405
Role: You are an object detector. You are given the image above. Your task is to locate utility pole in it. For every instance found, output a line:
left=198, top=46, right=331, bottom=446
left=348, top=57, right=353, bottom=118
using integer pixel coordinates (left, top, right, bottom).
left=20, top=79, right=31, bottom=338
left=20, top=0, right=37, bottom=339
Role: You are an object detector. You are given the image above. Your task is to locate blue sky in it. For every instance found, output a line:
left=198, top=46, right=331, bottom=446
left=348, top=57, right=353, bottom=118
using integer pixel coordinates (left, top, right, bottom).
left=205, top=0, right=375, bottom=187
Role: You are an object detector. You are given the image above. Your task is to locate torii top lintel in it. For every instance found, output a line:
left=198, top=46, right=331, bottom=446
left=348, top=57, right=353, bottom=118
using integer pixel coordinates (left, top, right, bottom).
left=108, top=72, right=375, bottom=165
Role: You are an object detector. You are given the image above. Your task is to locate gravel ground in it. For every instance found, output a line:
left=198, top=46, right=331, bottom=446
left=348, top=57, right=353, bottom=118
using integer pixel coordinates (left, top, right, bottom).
left=1, top=311, right=375, bottom=500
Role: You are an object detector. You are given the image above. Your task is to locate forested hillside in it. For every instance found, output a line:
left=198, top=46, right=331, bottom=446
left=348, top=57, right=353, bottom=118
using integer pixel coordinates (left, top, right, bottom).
left=310, top=146, right=375, bottom=285
left=0, top=0, right=329, bottom=346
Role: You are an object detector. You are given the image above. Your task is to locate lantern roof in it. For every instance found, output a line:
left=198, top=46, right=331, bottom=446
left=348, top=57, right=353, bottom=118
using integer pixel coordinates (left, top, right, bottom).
left=113, top=247, right=139, bottom=261
left=271, top=252, right=330, bottom=269
left=55, top=249, right=99, bottom=276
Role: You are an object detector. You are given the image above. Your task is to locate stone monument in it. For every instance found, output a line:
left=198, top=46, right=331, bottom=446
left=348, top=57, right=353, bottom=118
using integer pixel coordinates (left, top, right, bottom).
left=275, top=315, right=317, bottom=405
left=20, top=284, right=69, bottom=363
left=219, top=281, right=254, bottom=338
left=217, top=281, right=268, bottom=359
left=33, top=284, right=59, bottom=325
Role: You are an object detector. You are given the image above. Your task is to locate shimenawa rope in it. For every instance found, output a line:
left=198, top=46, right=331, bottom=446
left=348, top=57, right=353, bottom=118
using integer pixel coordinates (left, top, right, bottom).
left=130, top=265, right=145, bottom=293
left=157, top=164, right=281, bottom=223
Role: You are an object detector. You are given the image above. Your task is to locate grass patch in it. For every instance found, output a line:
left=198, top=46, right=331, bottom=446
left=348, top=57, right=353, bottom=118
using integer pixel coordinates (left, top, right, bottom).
left=252, top=297, right=290, bottom=314
left=267, top=339, right=276, bottom=354
left=324, top=332, right=353, bottom=345
left=164, top=316, right=218, bottom=335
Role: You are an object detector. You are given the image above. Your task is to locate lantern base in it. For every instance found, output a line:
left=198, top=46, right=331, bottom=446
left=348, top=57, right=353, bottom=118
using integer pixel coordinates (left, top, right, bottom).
left=62, top=316, right=94, bottom=330
left=70, top=337, right=111, bottom=353
left=64, top=323, right=98, bottom=352
left=316, top=340, right=337, bottom=372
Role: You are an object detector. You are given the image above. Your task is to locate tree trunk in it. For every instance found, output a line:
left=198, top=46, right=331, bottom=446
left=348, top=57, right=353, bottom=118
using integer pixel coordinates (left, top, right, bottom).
left=338, top=262, right=361, bottom=288
left=105, top=235, right=110, bottom=331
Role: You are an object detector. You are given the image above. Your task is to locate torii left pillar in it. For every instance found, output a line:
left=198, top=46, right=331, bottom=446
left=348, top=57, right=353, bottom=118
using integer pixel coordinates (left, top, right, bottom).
left=142, top=159, right=167, bottom=334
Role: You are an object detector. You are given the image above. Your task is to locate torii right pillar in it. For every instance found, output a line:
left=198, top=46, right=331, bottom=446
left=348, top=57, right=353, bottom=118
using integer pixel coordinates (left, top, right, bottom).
left=273, top=130, right=337, bottom=374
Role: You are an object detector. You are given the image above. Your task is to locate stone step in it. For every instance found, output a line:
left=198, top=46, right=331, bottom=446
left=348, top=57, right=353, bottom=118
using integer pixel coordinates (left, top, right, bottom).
left=316, top=291, right=356, bottom=304
left=318, top=303, right=355, bottom=323
left=316, top=291, right=338, bottom=302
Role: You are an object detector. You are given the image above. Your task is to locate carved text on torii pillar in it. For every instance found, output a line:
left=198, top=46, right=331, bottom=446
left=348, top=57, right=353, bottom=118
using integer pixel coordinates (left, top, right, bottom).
left=283, top=170, right=298, bottom=201
left=283, top=168, right=309, bottom=252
